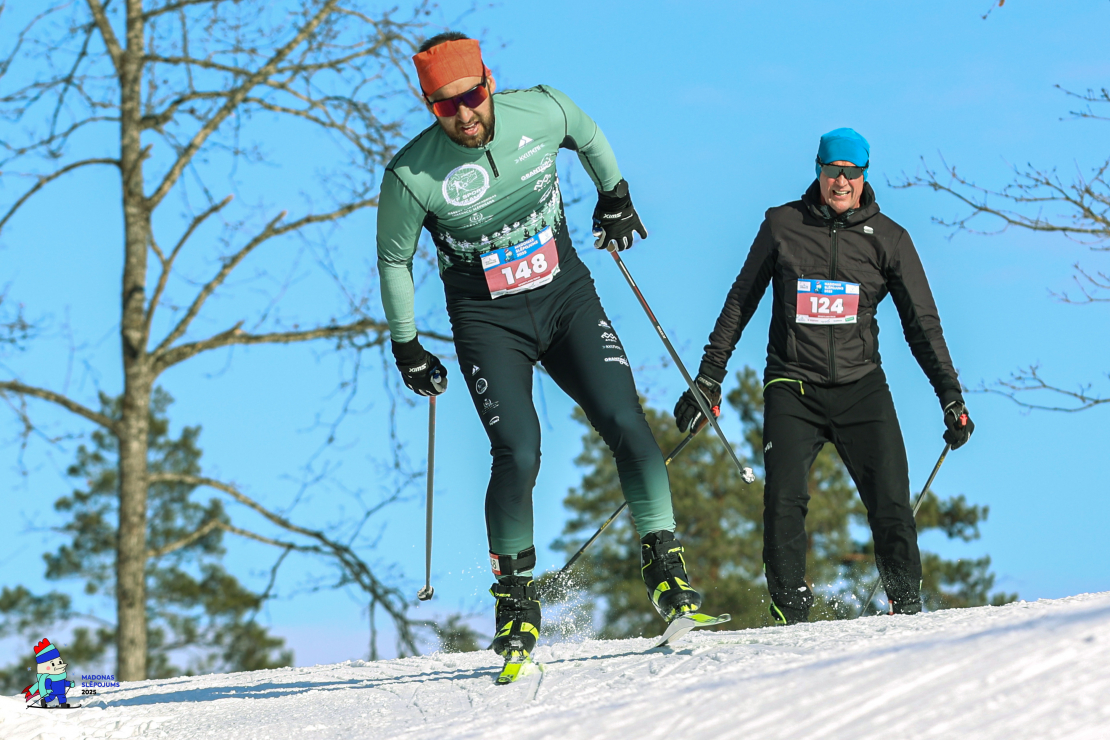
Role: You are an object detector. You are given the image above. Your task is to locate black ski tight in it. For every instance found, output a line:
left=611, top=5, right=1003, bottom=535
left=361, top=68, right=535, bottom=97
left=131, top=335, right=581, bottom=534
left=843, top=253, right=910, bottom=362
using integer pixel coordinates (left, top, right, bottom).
left=449, top=273, right=675, bottom=557
left=762, top=368, right=921, bottom=616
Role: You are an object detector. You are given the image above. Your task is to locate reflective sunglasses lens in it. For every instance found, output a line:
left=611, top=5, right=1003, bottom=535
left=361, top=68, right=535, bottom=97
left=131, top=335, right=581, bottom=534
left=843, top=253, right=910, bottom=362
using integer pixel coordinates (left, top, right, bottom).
left=430, top=84, right=487, bottom=118
left=459, top=85, right=488, bottom=109
left=431, top=99, right=459, bottom=117
left=821, top=164, right=865, bottom=180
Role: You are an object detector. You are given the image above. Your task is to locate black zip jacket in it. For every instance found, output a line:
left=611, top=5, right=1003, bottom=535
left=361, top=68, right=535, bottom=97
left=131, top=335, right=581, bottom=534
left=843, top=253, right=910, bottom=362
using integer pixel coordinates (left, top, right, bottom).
left=701, top=181, right=963, bottom=409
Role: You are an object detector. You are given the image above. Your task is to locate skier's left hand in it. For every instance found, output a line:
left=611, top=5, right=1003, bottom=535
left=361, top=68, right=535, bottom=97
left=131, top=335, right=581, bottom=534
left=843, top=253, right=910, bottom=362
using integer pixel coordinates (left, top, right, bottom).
left=592, top=179, right=647, bottom=251
left=943, top=401, right=974, bottom=449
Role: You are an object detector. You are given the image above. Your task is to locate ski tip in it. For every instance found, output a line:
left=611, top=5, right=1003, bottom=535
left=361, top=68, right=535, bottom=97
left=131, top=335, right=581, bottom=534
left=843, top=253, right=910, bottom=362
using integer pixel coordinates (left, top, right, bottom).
left=495, top=651, right=538, bottom=685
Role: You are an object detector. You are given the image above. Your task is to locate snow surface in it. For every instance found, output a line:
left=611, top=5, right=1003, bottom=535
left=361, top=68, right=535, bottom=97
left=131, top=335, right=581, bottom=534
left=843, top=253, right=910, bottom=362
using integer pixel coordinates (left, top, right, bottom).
left=4, top=592, right=1110, bottom=740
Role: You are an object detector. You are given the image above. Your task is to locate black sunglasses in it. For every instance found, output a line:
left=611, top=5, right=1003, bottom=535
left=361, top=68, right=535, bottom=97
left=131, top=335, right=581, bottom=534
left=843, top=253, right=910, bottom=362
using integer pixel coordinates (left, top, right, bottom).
left=817, top=160, right=868, bottom=180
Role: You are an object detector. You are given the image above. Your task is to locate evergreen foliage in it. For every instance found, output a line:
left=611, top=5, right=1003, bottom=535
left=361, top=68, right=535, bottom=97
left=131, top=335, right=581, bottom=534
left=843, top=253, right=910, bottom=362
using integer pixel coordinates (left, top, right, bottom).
left=553, top=367, right=1016, bottom=639
left=0, top=390, right=290, bottom=691
left=432, top=614, right=484, bottom=654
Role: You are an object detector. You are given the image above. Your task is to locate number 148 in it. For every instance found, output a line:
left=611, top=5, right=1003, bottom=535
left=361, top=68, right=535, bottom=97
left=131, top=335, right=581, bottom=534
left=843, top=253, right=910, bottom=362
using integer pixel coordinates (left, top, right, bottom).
left=501, top=253, right=548, bottom=285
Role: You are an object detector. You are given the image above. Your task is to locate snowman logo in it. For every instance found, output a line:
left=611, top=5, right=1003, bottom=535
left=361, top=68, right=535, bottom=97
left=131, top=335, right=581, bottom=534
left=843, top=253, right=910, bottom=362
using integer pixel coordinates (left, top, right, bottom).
left=23, top=638, right=75, bottom=708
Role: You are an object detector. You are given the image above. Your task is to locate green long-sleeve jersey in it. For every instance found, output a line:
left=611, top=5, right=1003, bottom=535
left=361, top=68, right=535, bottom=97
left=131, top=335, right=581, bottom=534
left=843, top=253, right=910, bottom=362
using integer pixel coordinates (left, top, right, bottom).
left=376, top=85, right=623, bottom=342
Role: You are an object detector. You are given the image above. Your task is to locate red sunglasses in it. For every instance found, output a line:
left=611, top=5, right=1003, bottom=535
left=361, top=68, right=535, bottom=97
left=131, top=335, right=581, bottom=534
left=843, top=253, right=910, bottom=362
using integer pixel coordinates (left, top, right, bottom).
left=426, top=77, right=489, bottom=117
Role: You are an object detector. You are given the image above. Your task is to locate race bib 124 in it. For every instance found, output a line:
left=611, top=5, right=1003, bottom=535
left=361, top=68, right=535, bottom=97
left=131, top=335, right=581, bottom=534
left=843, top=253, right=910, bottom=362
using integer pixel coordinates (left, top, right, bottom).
left=796, top=279, right=860, bottom=324
left=480, top=226, right=560, bottom=298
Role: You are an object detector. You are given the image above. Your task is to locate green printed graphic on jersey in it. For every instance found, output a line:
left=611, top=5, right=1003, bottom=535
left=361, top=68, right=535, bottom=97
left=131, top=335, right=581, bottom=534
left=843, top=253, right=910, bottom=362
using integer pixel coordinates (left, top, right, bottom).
left=376, top=85, right=622, bottom=342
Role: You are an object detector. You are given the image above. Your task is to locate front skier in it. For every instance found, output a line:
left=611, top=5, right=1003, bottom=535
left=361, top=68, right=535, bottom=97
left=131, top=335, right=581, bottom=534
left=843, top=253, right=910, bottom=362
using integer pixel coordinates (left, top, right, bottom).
left=673, top=128, right=974, bottom=624
left=377, top=33, right=704, bottom=673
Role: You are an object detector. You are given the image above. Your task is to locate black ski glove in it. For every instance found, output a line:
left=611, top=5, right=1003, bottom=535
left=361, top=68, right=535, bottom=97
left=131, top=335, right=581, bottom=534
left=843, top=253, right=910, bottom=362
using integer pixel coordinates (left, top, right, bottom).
left=392, top=337, right=448, bottom=396
left=592, top=179, right=648, bottom=251
left=674, top=363, right=726, bottom=433
left=943, top=400, right=974, bottom=450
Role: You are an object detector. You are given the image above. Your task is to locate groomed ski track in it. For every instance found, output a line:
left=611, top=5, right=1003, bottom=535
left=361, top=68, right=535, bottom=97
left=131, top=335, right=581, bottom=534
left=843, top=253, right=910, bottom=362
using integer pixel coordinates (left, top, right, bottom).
left=4, top=593, right=1109, bottom=740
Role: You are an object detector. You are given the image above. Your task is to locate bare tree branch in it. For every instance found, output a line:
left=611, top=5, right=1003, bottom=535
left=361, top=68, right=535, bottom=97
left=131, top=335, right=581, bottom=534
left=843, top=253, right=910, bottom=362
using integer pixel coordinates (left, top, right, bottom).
left=896, top=155, right=1110, bottom=243
left=143, top=193, right=234, bottom=345
left=218, top=522, right=325, bottom=552
left=145, top=0, right=342, bottom=208
left=902, top=78, right=1109, bottom=415
left=0, top=380, right=119, bottom=432
left=1057, top=84, right=1110, bottom=123
left=141, top=0, right=220, bottom=20
left=1052, top=263, right=1110, bottom=305
left=86, top=0, right=123, bottom=76
left=147, top=471, right=421, bottom=654
left=0, top=158, right=120, bottom=232
left=154, top=317, right=389, bottom=372
left=147, top=517, right=220, bottom=559
left=976, top=365, right=1109, bottom=413
left=152, top=196, right=386, bottom=357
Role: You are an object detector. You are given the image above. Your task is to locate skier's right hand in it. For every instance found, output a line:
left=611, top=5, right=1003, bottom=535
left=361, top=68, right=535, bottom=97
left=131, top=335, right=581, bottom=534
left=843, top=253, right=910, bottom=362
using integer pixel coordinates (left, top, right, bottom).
left=392, top=337, right=448, bottom=396
left=674, top=365, right=725, bottom=433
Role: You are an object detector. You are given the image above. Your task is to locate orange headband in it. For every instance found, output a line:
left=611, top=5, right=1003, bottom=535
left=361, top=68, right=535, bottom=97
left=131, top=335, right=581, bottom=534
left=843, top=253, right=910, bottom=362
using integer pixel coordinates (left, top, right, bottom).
left=412, top=38, right=491, bottom=96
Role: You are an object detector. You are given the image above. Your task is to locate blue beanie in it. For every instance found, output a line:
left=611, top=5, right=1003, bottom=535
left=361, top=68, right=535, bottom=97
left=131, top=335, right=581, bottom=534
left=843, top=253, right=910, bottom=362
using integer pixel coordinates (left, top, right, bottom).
left=816, top=128, right=870, bottom=181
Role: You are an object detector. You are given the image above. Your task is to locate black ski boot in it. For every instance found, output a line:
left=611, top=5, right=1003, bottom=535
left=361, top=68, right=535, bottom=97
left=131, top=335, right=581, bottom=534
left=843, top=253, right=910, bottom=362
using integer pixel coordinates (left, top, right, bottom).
left=488, top=546, right=541, bottom=660
left=888, top=597, right=922, bottom=616
left=489, top=576, right=541, bottom=658
left=641, top=530, right=702, bottom=622
left=882, top=569, right=923, bottom=615
left=770, top=602, right=809, bottom=626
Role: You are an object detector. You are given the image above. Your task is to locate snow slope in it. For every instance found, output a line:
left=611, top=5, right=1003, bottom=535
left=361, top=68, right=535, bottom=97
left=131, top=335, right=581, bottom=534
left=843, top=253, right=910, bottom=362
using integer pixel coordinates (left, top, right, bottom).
left=4, top=592, right=1110, bottom=740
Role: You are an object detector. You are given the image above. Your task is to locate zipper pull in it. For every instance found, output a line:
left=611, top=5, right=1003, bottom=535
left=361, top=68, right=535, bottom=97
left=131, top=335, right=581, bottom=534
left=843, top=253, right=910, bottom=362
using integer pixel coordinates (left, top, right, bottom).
left=485, top=149, right=499, bottom=178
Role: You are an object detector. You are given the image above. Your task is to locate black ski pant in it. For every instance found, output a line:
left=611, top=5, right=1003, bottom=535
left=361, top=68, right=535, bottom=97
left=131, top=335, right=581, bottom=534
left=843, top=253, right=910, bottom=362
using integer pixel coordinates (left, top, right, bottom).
left=448, top=272, right=675, bottom=560
left=762, top=367, right=921, bottom=618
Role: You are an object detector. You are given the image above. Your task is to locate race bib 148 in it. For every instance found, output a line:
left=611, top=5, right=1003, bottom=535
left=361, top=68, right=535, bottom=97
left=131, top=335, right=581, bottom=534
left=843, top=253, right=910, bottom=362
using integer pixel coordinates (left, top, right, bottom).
left=796, top=279, right=860, bottom=324
left=480, top=226, right=560, bottom=299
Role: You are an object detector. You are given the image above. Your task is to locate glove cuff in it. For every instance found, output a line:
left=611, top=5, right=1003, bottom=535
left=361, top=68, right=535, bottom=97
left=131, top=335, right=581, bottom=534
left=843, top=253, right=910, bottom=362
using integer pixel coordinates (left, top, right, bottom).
left=939, top=389, right=964, bottom=412
left=596, top=178, right=631, bottom=209
left=391, top=337, right=426, bottom=366
left=698, top=360, right=728, bottom=385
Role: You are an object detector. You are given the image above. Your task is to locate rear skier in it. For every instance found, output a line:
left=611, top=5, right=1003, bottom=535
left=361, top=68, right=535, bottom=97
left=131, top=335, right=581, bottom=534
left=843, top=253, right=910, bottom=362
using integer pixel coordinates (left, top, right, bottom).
left=673, top=128, right=974, bottom=624
left=377, top=33, right=706, bottom=677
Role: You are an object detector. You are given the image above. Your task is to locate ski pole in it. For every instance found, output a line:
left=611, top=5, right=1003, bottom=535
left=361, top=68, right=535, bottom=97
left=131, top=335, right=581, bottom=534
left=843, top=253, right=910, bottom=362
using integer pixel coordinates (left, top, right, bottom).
left=856, top=443, right=951, bottom=618
left=608, top=248, right=755, bottom=485
left=417, top=388, right=440, bottom=601
left=552, top=418, right=711, bottom=580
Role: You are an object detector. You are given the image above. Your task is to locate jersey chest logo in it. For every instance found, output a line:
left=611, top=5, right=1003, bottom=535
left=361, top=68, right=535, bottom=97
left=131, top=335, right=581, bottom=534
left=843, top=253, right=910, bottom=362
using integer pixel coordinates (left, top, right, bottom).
left=442, top=163, right=490, bottom=207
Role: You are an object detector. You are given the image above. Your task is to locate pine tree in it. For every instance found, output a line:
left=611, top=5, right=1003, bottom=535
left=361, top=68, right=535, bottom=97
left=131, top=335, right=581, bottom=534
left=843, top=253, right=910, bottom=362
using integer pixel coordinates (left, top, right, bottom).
left=0, top=389, right=290, bottom=690
left=552, top=367, right=1016, bottom=638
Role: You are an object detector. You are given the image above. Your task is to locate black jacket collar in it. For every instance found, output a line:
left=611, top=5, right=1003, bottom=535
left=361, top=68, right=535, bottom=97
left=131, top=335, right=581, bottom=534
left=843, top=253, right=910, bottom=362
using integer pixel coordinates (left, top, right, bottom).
left=801, top=180, right=879, bottom=226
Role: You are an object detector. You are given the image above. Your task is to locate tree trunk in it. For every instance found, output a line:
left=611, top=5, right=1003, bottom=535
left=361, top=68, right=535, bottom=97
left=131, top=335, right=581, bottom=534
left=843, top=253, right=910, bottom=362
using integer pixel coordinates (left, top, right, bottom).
left=115, top=0, right=150, bottom=682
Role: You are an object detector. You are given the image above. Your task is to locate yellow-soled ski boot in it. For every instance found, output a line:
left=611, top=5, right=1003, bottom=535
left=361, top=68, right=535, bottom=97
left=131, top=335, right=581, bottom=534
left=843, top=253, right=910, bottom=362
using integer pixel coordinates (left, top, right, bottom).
left=489, top=576, right=541, bottom=659
left=641, top=530, right=703, bottom=622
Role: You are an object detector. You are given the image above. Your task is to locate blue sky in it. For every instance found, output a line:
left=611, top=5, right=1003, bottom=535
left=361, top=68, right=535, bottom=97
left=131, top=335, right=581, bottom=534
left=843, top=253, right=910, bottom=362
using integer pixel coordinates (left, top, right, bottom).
left=2, top=0, right=1109, bottom=667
